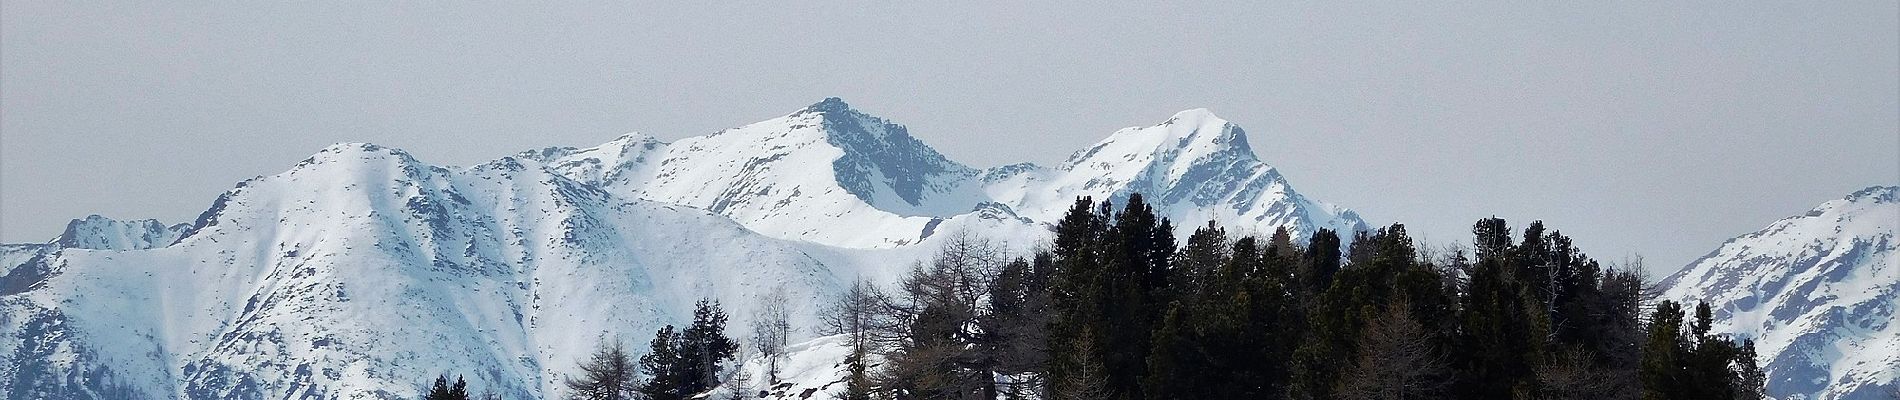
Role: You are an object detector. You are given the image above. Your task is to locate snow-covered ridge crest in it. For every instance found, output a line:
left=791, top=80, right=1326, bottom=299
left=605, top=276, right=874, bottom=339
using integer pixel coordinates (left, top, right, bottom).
left=540, top=98, right=1368, bottom=248
left=1660, top=185, right=1899, bottom=400
left=54, top=215, right=189, bottom=250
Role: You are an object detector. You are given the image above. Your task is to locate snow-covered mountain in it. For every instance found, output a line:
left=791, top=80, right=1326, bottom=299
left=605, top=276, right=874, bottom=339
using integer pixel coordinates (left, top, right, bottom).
left=1, top=144, right=845, bottom=399
left=1660, top=186, right=1899, bottom=400
left=0, top=98, right=1366, bottom=399
left=531, top=98, right=1366, bottom=248
left=2, top=215, right=188, bottom=296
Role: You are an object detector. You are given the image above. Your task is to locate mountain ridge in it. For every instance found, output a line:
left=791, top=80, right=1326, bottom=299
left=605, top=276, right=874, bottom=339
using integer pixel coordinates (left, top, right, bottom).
left=0, top=99, right=1369, bottom=399
left=533, top=98, right=1367, bottom=248
left=1660, top=185, right=1899, bottom=400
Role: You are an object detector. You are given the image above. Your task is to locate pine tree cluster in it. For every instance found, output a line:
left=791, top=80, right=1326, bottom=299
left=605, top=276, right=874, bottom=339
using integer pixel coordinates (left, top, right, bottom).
left=561, top=300, right=741, bottom=400
left=825, top=194, right=1765, bottom=400
left=416, top=192, right=1765, bottom=400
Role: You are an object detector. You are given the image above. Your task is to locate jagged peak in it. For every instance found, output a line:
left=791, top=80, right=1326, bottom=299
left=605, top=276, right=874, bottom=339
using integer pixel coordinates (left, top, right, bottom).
left=599, top=131, right=664, bottom=148
left=802, top=97, right=853, bottom=114
left=1789, top=185, right=1900, bottom=217
left=516, top=132, right=664, bottom=164
left=514, top=146, right=580, bottom=162
left=53, top=214, right=183, bottom=250
left=1844, top=185, right=1898, bottom=203
left=981, top=162, right=1044, bottom=182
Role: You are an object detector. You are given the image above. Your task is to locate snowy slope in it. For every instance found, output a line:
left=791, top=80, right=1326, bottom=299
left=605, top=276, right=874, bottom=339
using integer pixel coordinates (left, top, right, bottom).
left=2, top=215, right=188, bottom=297
left=987, top=108, right=1366, bottom=241
left=529, top=98, right=990, bottom=248
left=53, top=215, right=189, bottom=251
left=0, top=99, right=1369, bottom=399
left=537, top=98, right=1366, bottom=248
left=1, top=144, right=846, bottom=399
left=1660, top=186, right=1900, bottom=400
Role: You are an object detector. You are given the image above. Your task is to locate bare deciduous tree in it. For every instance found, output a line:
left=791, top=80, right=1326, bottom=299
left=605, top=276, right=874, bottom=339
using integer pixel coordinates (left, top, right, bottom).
left=564, top=339, right=636, bottom=400
left=1535, top=350, right=1617, bottom=400
left=1338, top=303, right=1449, bottom=400
left=751, top=286, right=794, bottom=385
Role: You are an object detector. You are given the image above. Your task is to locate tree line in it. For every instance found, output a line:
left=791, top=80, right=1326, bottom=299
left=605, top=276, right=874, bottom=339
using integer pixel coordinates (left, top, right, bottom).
left=821, top=194, right=1763, bottom=400
left=422, top=192, right=1765, bottom=400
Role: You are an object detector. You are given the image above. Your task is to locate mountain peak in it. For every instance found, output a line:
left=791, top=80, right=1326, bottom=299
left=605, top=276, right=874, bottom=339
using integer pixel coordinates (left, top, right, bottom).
left=54, top=215, right=185, bottom=250
left=1163, top=108, right=1221, bottom=126
left=292, top=142, right=429, bottom=172
left=302, top=142, right=420, bottom=165
left=804, top=97, right=852, bottom=113
left=1845, top=185, right=1898, bottom=203
left=1061, top=108, right=1256, bottom=172
left=1660, top=185, right=1899, bottom=400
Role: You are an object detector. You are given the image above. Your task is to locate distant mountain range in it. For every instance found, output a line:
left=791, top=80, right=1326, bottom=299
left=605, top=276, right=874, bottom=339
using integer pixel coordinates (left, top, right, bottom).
left=0, top=99, right=1364, bottom=399
left=0, top=99, right=1888, bottom=399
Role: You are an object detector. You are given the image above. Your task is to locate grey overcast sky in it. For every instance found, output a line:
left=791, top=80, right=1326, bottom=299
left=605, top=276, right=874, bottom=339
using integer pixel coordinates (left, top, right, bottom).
left=2, top=1, right=1895, bottom=275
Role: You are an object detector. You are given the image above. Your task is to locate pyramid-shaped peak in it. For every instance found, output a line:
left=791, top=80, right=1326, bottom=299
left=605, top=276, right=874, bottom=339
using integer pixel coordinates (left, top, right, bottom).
left=1163, top=108, right=1226, bottom=126
left=778, top=97, right=921, bottom=144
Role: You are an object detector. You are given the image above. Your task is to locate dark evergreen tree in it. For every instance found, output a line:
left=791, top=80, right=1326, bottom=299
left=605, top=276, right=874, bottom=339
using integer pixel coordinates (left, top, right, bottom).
left=1516, top=221, right=1554, bottom=308
left=1455, top=236, right=1546, bottom=399
left=1171, top=221, right=1229, bottom=299
left=1295, top=228, right=1342, bottom=299
left=986, top=255, right=1052, bottom=395
left=680, top=300, right=740, bottom=396
left=1640, top=301, right=1690, bottom=400
left=636, top=326, right=687, bottom=400
left=451, top=376, right=469, bottom=400
left=1047, top=197, right=1108, bottom=398
left=1472, top=217, right=1513, bottom=261
left=1635, top=300, right=1763, bottom=400
left=1732, top=339, right=1766, bottom=400
left=425, top=374, right=470, bottom=400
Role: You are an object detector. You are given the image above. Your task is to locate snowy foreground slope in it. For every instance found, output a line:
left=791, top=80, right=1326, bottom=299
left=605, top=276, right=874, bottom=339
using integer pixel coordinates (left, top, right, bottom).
left=0, top=99, right=1366, bottom=399
left=1660, top=186, right=1900, bottom=400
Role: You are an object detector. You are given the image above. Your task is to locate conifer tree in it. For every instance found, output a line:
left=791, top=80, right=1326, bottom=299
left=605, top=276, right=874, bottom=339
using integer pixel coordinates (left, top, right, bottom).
left=636, top=326, right=687, bottom=400
left=1456, top=223, right=1546, bottom=399
left=1171, top=221, right=1229, bottom=299
left=1047, top=197, right=1111, bottom=398
left=1640, top=301, right=1689, bottom=400
left=426, top=374, right=470, bottom=400
left=680, top=300, right=739, bottom=396
left=1296, top=228, right=1341, bottom=299
left=1732, top=339, right=1766, bottom=400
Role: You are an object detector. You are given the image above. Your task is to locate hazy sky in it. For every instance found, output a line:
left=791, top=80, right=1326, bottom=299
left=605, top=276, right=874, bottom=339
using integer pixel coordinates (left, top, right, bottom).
left=3, top=1, right=1895, bottom=276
